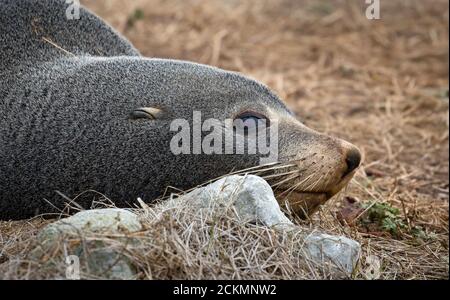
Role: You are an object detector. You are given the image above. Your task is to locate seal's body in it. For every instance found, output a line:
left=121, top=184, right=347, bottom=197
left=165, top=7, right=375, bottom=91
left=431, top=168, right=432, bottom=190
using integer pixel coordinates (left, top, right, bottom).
left=0, top=0, right=361, bottom=220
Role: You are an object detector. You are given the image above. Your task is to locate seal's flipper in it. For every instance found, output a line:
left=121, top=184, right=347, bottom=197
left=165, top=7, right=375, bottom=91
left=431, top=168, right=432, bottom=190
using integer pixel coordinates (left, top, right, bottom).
left=0, top=0, right=140, bottom=71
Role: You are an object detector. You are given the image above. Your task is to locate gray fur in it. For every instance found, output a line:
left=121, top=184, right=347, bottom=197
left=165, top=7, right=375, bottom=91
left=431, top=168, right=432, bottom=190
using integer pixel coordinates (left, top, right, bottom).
left=1, top=0, right=297, bottom=219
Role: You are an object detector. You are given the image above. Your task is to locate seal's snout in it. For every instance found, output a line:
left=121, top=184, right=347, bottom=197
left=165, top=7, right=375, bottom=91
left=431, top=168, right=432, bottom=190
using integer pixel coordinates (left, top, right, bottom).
left=272, top=126, right=363, bottom=218
left=343, top=146, right=362, bottom=178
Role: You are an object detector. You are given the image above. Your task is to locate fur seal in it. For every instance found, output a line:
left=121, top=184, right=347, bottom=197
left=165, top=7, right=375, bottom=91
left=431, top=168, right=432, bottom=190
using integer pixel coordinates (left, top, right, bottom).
left=0, top=0, right=361, bottom=220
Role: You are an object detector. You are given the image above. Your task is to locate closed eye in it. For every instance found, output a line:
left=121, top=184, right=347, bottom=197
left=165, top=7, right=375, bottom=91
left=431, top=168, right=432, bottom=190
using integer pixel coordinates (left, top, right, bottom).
left=234, top=111, right=270, bottom=133
left=129, top=107, right=162, bottom=120
left=235, top=111, right=270, bottom=124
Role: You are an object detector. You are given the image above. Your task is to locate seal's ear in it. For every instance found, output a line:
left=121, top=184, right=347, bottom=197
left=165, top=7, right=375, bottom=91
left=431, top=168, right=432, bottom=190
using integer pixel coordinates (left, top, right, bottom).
left=129, top=107, right=163, bottom=120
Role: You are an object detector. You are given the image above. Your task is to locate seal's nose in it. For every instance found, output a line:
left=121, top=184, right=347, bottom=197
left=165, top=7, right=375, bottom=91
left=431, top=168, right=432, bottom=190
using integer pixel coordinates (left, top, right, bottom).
left=343, top=147, right=361, bottom=177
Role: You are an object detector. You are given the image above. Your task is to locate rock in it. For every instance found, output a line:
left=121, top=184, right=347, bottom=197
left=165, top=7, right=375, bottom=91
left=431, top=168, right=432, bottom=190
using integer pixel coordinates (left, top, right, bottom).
left=169, top=175, right=294, bottom=228
left=38, top=208, right=142, bottom=241
left=169, top=175, right=361, bottom=276
left=302, top=232, right=361, bottom=276
left=83, top=248, right=137, bottom=280
left=36, top=208, right=142, bottom=280
left=33, top=178, right=360, bottom=278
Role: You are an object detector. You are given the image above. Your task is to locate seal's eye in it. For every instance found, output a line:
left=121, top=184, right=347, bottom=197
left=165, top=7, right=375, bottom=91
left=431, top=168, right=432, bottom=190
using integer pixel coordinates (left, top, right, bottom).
left=234, top=111, right=270, bottom=134
left=130, top=107, right=162, bottom=120
left=235, top=111, right=270, bottom=127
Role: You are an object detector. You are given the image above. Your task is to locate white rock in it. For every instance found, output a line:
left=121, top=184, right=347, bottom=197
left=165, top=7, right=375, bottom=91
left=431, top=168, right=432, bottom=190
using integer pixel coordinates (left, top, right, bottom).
left=37, top=208, right=142, bottom=280
left=303, top=232, right=361, bottom=276
left=174, top=175, right=294, bottom=228
left=39, top=208, right=142, bottom=240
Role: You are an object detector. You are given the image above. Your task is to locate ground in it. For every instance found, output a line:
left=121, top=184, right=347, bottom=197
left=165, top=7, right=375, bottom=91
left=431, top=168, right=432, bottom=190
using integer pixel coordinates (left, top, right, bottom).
left=0, top=0, right=448, bottom=279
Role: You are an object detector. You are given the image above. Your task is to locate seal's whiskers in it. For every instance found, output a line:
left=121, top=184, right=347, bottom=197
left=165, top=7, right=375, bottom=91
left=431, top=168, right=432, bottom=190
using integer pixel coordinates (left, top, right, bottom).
left=260, top=170, right=299, bottom=180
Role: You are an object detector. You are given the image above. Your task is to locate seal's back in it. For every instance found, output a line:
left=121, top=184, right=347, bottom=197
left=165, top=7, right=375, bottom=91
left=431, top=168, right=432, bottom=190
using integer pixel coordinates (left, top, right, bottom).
left=0, top=0, right=140, bottom=73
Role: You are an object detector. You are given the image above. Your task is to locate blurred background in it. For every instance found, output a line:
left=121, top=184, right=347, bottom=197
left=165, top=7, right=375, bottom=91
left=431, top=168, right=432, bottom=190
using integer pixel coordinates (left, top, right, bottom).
left=80, top=0, right=448, bottom=277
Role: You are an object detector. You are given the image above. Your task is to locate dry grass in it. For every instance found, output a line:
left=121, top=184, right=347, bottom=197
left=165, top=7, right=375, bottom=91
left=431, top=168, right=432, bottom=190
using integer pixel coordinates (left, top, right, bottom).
left=1, top=200, right=358, bottom=280
left=0, top=0, right=448, bottom=279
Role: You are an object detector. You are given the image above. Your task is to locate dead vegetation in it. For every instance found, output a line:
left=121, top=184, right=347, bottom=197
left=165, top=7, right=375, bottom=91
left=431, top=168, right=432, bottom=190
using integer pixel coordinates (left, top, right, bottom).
left=1, top=200, right=358, bottom=280
left=0, top=0, right=448, bottom=279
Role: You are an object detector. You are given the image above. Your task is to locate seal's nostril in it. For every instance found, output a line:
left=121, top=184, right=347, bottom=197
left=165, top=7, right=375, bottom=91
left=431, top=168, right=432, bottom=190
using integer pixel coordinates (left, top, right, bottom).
left=344, top=148, right=361, bottom=176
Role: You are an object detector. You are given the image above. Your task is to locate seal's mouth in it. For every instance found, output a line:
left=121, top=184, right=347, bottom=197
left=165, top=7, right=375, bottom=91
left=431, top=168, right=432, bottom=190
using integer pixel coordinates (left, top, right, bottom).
left=277, top=191, right=328, bottom=218
left=275, top=170, right=357, bottom=218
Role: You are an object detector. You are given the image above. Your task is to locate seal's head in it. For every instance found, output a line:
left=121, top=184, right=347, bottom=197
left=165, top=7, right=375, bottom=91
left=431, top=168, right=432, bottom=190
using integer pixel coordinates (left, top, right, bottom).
left=122, top=59, right=362, bottom=217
